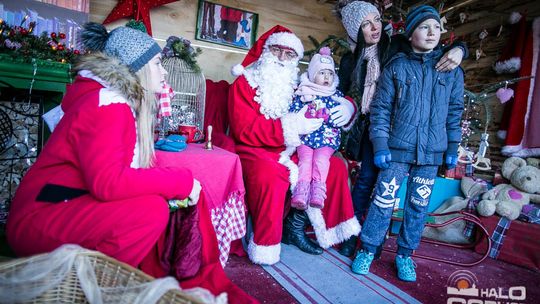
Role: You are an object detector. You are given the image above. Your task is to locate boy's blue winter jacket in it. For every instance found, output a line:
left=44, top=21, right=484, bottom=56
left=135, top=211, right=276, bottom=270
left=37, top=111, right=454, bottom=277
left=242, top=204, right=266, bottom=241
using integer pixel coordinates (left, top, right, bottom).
left=369, top=49, right=464, bottom=166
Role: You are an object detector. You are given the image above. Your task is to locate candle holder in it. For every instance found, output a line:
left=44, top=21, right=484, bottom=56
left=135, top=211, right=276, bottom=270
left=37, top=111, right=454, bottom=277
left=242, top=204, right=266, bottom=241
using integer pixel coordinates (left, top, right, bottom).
left=204, top=125, right=213, bottom=150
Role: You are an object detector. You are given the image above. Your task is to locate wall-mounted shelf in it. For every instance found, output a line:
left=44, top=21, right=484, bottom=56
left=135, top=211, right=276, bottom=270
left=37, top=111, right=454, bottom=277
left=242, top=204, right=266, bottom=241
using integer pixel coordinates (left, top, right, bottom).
left=0, top=54, right=73, bottom=94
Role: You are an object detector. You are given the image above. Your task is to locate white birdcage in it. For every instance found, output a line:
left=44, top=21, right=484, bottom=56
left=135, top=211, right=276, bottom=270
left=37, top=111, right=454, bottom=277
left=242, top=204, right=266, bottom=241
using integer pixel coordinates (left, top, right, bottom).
left=162, top=57, right=206, bottom=139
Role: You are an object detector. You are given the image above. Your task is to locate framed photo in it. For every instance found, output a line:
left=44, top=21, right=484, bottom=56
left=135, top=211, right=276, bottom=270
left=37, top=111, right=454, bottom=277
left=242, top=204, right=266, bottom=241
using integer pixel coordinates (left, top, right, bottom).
left=195, top=0, right=258, bottom=50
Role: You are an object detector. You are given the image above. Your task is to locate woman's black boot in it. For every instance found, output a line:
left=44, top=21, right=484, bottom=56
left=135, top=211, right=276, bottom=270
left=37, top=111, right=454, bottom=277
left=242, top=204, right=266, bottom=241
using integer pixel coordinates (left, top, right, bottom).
left=338, top=235, right=358, bottom=257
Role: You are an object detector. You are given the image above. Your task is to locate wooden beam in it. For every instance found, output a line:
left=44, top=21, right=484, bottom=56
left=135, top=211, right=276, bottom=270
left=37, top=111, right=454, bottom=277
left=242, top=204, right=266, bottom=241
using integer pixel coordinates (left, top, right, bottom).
left=441, top=0, right=481, bottom=14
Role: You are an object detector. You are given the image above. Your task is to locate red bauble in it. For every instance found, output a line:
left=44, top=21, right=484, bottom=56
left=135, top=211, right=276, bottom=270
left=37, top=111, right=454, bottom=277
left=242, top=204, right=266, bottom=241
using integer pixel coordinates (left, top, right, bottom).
left=50, top=32, right=57, bottom=39
left=59, top=33, right=66, bottom=39
left=58, top=44, right=65, bottom=51
left=20, top=29, right=28, bottom=35
left=74, top=50, right=80, bottom=55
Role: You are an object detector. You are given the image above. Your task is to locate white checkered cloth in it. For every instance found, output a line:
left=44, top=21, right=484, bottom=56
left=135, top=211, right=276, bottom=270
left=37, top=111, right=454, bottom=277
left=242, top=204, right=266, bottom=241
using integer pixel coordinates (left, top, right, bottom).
left=211, top=191, right=247, bottom=267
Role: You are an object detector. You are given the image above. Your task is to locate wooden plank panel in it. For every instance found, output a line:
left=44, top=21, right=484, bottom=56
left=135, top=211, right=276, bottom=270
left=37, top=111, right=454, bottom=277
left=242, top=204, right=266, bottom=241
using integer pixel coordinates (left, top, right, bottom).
left=89, top=0, right=346, bottom=82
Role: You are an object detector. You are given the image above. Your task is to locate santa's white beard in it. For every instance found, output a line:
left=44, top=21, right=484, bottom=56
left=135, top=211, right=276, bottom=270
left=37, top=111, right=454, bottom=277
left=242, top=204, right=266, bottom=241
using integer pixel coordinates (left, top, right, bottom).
left=247, top=52, right=299, bottom=119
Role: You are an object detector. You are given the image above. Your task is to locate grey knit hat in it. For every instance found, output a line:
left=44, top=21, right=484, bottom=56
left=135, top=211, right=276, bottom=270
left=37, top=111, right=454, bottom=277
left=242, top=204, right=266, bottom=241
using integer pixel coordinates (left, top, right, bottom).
left=80, top=22, right=161, bottom=72
left=340, top=1, right=379, bottom=42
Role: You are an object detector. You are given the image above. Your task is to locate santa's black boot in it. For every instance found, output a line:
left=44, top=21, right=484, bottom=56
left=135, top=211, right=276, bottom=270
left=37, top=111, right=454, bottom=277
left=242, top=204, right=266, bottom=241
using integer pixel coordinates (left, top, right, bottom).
left=282, top=209, right=323, bottom=255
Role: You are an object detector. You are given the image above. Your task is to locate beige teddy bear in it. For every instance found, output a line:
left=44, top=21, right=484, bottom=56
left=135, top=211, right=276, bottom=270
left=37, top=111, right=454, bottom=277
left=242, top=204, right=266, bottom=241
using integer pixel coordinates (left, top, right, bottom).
left=477, top=157, right=540, bottom=220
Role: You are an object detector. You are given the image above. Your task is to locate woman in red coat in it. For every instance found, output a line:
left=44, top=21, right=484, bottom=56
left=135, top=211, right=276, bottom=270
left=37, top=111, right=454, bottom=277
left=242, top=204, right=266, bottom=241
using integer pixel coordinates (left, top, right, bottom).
left=7, top=22, right=254, bottom=303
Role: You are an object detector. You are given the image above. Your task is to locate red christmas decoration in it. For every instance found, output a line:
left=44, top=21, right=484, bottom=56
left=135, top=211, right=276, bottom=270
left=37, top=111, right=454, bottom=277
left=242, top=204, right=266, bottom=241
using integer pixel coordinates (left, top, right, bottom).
left=102, top=0, right=178, bottom=36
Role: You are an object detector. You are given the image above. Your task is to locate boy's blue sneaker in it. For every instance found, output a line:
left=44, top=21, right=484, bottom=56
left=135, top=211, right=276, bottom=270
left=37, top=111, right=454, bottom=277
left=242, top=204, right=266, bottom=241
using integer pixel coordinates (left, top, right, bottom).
left=351, top=250, right=374, bottom=275
left=395, top=255, right=417, bottom=282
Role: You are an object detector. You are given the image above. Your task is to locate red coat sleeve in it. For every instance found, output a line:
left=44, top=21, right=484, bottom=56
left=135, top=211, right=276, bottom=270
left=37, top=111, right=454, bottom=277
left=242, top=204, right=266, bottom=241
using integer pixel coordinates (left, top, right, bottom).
left=71, top=101, right=194, bottom=202
left=228, top=76, right=286, bottom=148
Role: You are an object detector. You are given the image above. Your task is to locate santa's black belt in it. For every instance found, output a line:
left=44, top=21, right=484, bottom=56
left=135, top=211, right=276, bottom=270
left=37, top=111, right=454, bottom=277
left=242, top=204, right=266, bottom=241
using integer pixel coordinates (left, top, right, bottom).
left=36, top=184, right=88, bottom=203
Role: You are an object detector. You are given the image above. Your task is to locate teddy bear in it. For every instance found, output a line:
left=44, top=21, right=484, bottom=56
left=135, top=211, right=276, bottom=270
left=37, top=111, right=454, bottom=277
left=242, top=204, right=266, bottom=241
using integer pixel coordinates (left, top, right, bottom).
left=477, top=157, right=540, bottom=220
left=422, top=177, right=488, bottom=244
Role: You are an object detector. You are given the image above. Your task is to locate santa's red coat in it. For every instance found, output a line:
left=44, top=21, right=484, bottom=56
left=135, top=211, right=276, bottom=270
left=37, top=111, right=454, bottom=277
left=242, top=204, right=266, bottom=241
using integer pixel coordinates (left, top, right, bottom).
left=500, top=18, right=540, bottom=157
left=228, top=74, right=360, bottom=265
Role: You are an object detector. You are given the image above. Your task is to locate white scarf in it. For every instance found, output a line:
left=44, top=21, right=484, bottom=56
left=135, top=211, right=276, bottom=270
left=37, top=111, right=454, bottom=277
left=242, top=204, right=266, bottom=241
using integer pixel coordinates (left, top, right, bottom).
left=295, top=73, right=337, bottom=102
left=361, top=44, right=380, bottom=114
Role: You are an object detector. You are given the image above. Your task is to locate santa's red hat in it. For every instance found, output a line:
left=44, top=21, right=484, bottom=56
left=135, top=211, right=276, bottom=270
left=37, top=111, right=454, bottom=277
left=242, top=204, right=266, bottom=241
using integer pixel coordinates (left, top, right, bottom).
left=494, top=12, right=527, bottom=74
left=231, top=25, right=304, bottom=76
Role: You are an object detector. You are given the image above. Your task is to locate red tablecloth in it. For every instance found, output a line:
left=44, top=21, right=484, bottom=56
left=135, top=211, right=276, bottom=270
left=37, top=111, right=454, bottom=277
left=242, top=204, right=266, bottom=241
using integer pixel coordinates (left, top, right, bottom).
left=475, top=215, right=540, bottom=271
left=155, top=144, right=246, bottom=266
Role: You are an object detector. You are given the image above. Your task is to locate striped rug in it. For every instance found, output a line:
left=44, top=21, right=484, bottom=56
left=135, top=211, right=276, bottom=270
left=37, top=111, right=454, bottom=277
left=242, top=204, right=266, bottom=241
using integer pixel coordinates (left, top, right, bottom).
left=263, top=244, right=420, bottom=304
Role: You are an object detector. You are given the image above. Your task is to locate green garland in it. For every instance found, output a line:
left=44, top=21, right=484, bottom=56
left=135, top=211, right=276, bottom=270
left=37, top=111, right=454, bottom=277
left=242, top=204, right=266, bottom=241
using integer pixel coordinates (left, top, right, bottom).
left=0, top=18, right=79, bottom=64
left=162, top=36, right=202, bottom=73
left=304, top=35, right=351, bottom=60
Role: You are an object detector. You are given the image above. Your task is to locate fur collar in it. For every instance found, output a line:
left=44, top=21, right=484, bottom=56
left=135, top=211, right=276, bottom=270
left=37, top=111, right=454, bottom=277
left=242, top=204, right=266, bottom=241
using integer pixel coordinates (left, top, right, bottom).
left=74, top=52, right=144, bottom=104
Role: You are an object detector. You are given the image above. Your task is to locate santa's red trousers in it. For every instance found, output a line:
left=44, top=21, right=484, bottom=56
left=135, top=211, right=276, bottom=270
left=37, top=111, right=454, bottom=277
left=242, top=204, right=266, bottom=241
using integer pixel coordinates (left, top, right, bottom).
left=241, top=151, right=356, bottom=249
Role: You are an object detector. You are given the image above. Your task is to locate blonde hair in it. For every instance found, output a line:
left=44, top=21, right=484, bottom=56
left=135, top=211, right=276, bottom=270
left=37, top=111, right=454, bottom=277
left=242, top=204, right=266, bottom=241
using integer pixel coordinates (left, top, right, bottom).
left=134, top=64, right=159, bottom=168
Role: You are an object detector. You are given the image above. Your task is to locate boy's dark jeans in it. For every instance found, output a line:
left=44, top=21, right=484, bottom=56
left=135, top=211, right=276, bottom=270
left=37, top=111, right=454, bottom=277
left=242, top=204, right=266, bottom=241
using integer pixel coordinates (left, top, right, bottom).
left=360, top=161, right=438, bottom=256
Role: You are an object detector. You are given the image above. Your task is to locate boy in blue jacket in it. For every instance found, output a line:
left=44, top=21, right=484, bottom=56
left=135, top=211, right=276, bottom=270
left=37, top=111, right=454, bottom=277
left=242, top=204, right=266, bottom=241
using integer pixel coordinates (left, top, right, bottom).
left=351, top=5, right=464, bottom=282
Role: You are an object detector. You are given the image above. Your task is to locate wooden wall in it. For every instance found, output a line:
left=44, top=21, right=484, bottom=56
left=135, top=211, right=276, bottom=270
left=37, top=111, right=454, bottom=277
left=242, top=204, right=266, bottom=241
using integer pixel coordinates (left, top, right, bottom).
left=89, top=0, right=346, bottom=82
left=442, top=0, right=540, bottom=177
left=89, top=0, right=540, bottom=178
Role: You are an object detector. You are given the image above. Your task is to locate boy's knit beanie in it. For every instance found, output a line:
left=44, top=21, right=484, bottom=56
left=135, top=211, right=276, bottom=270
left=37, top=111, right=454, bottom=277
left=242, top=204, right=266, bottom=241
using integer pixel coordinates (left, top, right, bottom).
left=340, top=1, right=379, bottom=42
left=405, top=5, right=441, bottom=37
left=307, top=47, right=335, bottom=81
left=80, top=22, right=161, bottom=72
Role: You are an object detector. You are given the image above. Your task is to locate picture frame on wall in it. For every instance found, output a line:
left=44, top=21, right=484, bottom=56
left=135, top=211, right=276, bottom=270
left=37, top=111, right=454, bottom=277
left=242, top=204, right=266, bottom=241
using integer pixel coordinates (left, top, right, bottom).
left=195, top=0, right=258, bottom=50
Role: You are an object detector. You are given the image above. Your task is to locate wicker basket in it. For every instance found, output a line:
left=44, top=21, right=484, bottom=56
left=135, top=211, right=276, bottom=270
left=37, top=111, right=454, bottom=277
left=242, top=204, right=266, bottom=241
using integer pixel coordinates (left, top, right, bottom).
left=0, top=251, right=204, bottom=303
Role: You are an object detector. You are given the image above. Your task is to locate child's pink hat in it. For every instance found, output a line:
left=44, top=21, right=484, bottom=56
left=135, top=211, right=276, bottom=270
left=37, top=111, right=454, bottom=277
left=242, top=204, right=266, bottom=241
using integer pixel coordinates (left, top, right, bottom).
left=307, top=47, right=335, bottom=81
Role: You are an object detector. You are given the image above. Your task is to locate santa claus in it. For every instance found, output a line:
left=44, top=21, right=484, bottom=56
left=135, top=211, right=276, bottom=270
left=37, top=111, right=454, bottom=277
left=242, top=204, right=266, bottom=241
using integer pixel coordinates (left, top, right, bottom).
left=229, top=25, right=361, bottom=265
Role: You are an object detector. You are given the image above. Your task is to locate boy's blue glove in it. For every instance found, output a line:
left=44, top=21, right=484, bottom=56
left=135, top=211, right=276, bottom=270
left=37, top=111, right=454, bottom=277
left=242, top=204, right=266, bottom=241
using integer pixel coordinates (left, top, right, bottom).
left=374, top=150, right=392, bottom=169
left=446, top=154, right=458, bottom=169
left=155, top=134, right=187, bottom=152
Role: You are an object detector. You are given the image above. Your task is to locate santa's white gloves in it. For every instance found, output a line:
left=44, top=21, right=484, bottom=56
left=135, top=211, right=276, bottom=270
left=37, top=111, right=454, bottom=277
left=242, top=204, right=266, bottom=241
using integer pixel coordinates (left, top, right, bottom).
left=295, top=106, right=323, bottom=135
left=188, top=179, right=202, bottom=206
left=330, top=96, right=355, bottom=127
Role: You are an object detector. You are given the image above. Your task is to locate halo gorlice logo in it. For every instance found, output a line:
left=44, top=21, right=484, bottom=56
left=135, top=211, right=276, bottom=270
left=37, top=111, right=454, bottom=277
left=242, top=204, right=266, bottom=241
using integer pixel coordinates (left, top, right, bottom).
left=446, top=270, right=526, bottom=304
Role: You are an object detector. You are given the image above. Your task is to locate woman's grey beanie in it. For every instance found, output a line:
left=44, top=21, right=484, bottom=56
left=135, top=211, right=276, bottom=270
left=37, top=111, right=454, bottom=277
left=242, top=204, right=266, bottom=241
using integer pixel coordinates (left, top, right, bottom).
left=80, top=22, right=161, bottom=72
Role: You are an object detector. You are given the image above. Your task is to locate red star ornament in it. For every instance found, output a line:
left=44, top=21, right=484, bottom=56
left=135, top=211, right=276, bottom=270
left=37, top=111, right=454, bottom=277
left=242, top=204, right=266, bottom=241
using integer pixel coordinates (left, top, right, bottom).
left=103, top=0, right=178, bottom=36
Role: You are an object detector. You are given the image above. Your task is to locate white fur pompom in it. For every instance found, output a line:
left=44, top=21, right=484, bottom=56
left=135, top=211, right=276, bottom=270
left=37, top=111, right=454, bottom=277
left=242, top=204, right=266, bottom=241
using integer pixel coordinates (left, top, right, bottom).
left=231, top=64, right=245, bottom=76
left=509, top=12, right=522, bottom=24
